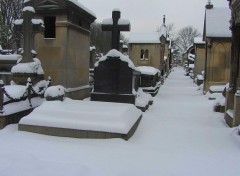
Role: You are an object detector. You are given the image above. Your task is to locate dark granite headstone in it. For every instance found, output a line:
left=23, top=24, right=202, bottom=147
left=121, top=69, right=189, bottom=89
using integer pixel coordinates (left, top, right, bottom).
left=91, top=50, right=136, bottom=104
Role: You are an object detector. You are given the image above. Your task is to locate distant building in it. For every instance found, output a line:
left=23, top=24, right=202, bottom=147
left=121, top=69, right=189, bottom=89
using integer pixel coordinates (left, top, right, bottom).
left=128, top=16, right=168, bottom=76
left=203, top=2, right=231, bottom=93
left=193, top=37, right=205, bottom=78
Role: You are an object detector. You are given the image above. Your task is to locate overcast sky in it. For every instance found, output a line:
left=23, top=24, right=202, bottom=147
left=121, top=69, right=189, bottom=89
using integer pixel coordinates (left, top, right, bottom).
left=79, top=0, right=229, bottom=37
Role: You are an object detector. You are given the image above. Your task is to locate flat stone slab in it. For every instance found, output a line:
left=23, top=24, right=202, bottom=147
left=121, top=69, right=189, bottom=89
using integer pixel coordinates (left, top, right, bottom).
left=18, top=98, right=142, bottom=140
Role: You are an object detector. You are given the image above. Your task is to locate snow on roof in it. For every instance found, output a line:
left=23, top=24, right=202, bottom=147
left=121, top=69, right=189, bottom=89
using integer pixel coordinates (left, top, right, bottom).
left=95, top=49, right=135, bottom=69
left=206, top=7, right=231, bottom=38
left=68, top=0, right=96, bottom=17
left=128, top=33, right=160, bottom=44
left=160, top=25, right=167, bottom=38
left=135, top=66, right=160, bottom=76
left=194, top=37, right=205, bottom=44
left=24, top=0, right=96, bottom=18
left=19, top=98, right=142, bottom=134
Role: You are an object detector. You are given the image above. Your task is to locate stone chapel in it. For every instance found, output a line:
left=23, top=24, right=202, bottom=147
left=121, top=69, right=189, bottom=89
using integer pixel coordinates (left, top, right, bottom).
left=203, top=1, right=231, bottom=93
left=24, top=0, right=96, bottom=99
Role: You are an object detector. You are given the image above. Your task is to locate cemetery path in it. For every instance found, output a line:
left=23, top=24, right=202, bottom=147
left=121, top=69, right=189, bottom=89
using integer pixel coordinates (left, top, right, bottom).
left=0, top=67, right=240, bottom=176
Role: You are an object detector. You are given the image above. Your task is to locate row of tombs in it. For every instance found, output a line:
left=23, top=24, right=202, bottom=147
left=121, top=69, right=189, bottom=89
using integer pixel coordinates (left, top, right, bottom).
left=0, top=0, right=172, bottom=140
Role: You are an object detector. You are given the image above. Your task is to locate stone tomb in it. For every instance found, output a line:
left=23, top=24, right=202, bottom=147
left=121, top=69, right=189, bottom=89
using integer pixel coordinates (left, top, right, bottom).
left=136, top=66, right=161, bottom=96
left=91, top=50, right=136, bottom=104
left=19, top=98, right=142, bottom=140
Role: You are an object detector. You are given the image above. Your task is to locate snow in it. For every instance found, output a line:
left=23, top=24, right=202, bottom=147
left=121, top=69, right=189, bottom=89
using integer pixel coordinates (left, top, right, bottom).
left=0, top=54, right=21, bottom=61
left=194, top=37, right=205, bottom=44
left=136, top=66, right=160, bottom=76
left=118, top=19, right=130, bottom=25
left=102, top=18, right=130, bottom=27
left=66, top=0, right=96, bottom=18
left=135, top=89, right=153, bottom=108
left=1, top=67, right=240, bottom=176
left=128, top=33, right=161, bottom=44
left=209, top=85, right=226, bottom=92
left=19, top=98, right=142, bottom=134
left=31, top=19, right=44, bottom=25
left=197, top=74, right=204, bottom=80
left=23, top=6, right=35, bottom=13
left=95, top=49, right=135, bottom=69
left=11, top=58, right=44, bottom=75
left=90, top=46, right=96, bottom=51
left=206, top=7, right=231, bottom=38
left=189, top=64, right=194, bottom=69
left=214, top=94, right=226, bottom=106
left=44, top=85, right=65, bottom=98
left=14, top=19, right=23, bottom=25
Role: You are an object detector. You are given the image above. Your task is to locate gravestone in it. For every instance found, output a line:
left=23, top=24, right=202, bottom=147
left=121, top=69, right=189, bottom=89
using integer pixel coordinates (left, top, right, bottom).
left=102, top=9, right=130, bottom=50
left=91, top=10, right=134, bottom=104
left=91, top=49, right=136, bottom=104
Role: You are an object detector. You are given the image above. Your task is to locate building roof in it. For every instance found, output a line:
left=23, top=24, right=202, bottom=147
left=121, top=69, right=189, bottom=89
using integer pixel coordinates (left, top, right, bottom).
left=205, top=7, right=231, bottom=38
left=194, top=37, right=205, bottom=44
left=24, top=0, right=96, bottom=19
left=128, top=33, right=160, bottom=44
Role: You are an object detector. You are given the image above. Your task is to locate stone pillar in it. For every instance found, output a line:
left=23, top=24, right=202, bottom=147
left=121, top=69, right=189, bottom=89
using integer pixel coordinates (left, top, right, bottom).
left=0, top=80, right=4, bottom=114
left=234, top=91, right=240, bottom=126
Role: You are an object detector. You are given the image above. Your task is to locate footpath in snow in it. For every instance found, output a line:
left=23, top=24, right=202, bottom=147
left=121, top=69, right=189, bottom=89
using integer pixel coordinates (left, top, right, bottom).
left=0, top=67, right=240, bottom=176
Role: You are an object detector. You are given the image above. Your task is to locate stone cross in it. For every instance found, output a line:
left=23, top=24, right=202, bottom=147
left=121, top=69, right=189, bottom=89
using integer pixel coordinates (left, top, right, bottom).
left=14, top=6, right=44, bottom=63
left=102, top=9, right=130, bottom=50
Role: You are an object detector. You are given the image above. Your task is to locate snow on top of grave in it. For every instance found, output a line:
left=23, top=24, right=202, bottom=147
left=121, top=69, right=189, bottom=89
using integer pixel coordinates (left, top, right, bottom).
left=209, top=85, right=226, bottom=92
left=44, top=85, right=65, bottom=98
left=123, top=44, right=128, bottom=49
left=194, top=37, right=205, bottom=44
left=135, top=66, right=160, bottom=76
left=0, top=54, right=21, bottom=61
left=0, top=45, right=2, bottom=50
left=68, top=0, right=96, bottom=17
left=206, top=7, right=231, bottom=38
left=189, top=64, right=194, bottom=69
left=11, top=58, right=44, bottom=75
left=128, top=33, right=160, bottom=44
left=188, top=53, right=195, bottom=61
left=102, top=18, right=130, bottom=26
left=95, top=49, right=135, bottom=69
left=19, top=98, right=142, bottom=134
left=23, top=6, right=35, bottom=13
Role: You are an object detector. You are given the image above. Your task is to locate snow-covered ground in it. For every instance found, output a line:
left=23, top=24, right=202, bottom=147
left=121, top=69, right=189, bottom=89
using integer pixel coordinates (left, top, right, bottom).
left=0, top=67, right=240, bottom=176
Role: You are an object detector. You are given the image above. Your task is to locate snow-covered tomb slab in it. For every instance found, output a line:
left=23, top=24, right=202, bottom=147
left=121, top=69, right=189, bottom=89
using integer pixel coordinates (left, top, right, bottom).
left=19, top=99, right=142, bottom=140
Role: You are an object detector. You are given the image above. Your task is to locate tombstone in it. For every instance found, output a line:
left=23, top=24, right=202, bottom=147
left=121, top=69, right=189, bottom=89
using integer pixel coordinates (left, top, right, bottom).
left=12, top=6, right=45, bottom=85
left=91, top=49, right=136, bottom=104
left=102, top=9, right=130, bottom=50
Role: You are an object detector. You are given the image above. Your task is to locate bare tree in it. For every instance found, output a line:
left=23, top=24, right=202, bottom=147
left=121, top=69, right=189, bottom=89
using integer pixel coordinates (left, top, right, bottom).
left=0, top=0, right=23, bottom=50
left=174, top=26, right=200, bottom=54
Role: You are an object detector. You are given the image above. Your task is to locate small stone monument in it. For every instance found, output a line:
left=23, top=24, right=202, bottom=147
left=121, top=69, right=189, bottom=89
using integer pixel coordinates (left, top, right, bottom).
left=12, top=6, right=44, bottom=85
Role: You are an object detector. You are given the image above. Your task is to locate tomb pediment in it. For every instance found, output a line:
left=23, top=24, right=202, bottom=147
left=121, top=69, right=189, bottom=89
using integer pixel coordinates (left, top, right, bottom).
left=36, top=0, right=60, bottom=10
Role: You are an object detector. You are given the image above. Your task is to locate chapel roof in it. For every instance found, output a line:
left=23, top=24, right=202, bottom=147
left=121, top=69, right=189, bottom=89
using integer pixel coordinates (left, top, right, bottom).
left=205, top=7, right=231, bottom=38
left=128, top=33, right=160, bottom=44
